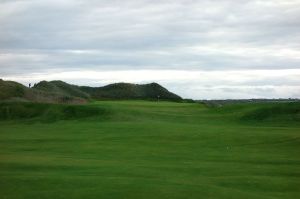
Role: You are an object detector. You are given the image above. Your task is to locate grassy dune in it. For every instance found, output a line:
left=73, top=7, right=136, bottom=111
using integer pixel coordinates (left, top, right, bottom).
left=0, top=101, right=299, bottom=199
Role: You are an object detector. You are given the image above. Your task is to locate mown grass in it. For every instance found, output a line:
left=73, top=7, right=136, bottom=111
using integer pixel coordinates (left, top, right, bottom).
left=0, top=101, right=299, bottom=199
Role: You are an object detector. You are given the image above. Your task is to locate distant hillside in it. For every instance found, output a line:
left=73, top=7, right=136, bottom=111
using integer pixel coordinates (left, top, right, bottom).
left=0, top=79, right=87, bottom=104
left=0, top=79, right=27, bottom=100
left=80, top=82, right=182, bottom=101
left=33, top=80, right=90, bottom=99
left=0, top=79, right=182, bottom=103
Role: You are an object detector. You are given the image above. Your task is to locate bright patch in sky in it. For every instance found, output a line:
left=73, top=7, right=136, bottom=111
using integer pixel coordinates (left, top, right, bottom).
left=4, top=69, right=300, bottom=99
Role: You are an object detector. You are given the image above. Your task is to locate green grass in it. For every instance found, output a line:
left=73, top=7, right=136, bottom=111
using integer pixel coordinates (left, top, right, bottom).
left=0, top=102, right=107, bottom=122
left=0, top=101, right=299, bottom=199
left=0, top=79, right=26, bottom=100
left=33, top=80, right=90, bottom=99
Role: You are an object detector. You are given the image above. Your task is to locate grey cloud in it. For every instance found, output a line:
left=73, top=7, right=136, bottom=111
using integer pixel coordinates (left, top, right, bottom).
left=1, top=0, right=300, bottom=98
left=1, top=0, right=300, bottom=51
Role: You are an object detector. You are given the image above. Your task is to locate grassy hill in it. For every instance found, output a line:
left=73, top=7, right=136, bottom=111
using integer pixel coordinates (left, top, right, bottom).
left=33, top=81, right=90, bottom=99
left=241, top=102, right=300, bottom=123
left=80, top=82, right=182, bottom=101
left=0, top=101, right=299, bottom=199
left=0, top=79, right=182, bottom=103
left=0, top=79, right=27, bottom=100
left=0, top=79, right=88, bottom=104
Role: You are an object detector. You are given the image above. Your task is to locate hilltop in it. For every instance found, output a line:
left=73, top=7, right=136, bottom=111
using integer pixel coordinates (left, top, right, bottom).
left=0, top=79, right=27, bottom=100
left=0, top=79, right=182, bottom=103
left=79, top=82, right=181, bottom=101
left=0, top=79, right=87, bottom=104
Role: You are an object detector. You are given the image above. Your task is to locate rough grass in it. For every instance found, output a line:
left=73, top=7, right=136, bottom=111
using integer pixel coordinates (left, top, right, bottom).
left=0, top=79, right=26, bottom=100
left=0, top=101, right=299, bottom=199
left=241, top=102, right=300, bottom=124
left=0, top=102, right=107, bottom=122
left=33, top=81, right=90, bottom=99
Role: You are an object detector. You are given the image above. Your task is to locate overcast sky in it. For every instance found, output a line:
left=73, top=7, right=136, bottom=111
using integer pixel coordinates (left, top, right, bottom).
left=1, top=0, right=300, bottom=99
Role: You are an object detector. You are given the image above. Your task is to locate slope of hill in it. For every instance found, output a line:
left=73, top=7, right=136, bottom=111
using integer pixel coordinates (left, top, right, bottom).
left=33, top=81, right=90, bottom=99
left=0, top=79, right=87, bottom=104
left=240, top=102, right=300, bottom=124
left=0, top=79, right=27, bottom=100
left=80, top=82, right=182, bottom=101
left=0, top=80, right=182, bottom=103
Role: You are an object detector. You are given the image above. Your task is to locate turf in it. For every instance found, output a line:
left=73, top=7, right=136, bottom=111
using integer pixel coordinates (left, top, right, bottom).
left=0, top=101, right=299, bottom=199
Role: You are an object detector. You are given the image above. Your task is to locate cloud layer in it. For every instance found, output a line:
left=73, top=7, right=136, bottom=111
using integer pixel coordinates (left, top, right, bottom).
left=0, top=0, right=300, bottom=99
